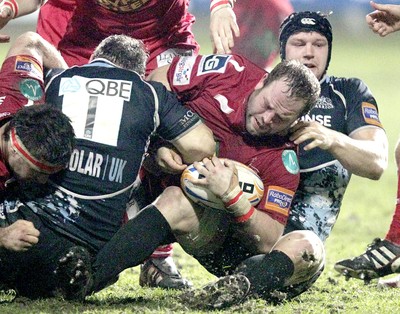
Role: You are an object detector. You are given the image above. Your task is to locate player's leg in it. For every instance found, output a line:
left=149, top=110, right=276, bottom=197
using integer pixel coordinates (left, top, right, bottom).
left=90, top=186, right=200, bottom=294
left=0, top=204, right=88, bottom=299
left=335, top=138, right=400, bottom=282
left=128, top=176, right=193, bottom=290
left=183, top=230, right=325, bottom=309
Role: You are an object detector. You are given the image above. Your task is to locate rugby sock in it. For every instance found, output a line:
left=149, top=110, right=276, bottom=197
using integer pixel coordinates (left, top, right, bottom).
left=91, top=205, right=175, bottom=292
left=385, top=170, right=400, bottom=245
left=235, top=250, right=294, bottom=296
left=150, top=244, right=174, bottom=259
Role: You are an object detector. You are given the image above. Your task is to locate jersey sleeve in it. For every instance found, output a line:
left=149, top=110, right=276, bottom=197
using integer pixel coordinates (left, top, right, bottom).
left=0, top=55, right=45, bottom=122
left=343, top=78, right=384, bottom=134
left=148, top=80, right=201, bottom=142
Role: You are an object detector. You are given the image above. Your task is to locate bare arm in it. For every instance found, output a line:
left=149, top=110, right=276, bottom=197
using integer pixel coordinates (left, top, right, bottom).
left=210, top=6, right=240, bottom=53
left=0, top=0, right=42, bottom=35
left=290, top=121, right=388, bottom=180
left=6, top=31, right=68, bottom=69
left=170, top=123, right=216, bottom=164
left=191, top=157, right=283, bottom=253
left=366, top=1, right=400, bottom=36
left=148, top=65, right=216, bottom=171
left=0, top=220, right=40, bottom=251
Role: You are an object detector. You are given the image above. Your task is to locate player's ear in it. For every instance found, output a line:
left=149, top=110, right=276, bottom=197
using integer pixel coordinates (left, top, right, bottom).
left=254, top=75, right=267, bottom=90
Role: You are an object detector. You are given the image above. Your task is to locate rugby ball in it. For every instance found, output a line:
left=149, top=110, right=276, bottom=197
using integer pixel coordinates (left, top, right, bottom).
left=181, top=159, right=264, bottom=210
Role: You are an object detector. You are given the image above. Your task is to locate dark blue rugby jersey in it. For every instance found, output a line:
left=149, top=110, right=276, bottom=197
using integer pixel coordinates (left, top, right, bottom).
left=298, top=75, right=383, bottom=171
left=286, top=75, right=384, bottom=241
left=23, top=59, right=200, bottom=251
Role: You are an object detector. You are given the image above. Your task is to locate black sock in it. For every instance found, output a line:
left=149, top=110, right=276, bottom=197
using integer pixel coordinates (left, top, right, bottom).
left=91, top=205, right=174, bottom=292
left=235, top=250, right=294, bottom=296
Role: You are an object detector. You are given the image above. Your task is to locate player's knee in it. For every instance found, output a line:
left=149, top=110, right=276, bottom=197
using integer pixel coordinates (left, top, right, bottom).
left=154, top=186, right=195, bottom=229
left=274, top=230, right=325, bottom=285
left=155, top=186, right=189, bottom=209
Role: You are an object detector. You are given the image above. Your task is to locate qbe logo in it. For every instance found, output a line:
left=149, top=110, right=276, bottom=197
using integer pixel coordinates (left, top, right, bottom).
left=197, top=55, right=231, bottom=76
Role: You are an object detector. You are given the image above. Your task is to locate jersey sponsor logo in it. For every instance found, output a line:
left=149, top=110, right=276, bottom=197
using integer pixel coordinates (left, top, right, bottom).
left=60, top=77, right=132, bottom=101
left=301, top=18, right=317, bottom=25
left=69, top=149, right=127, bottom=183
left=19, top=79, right=43, bottom=101
left=60, top=77, right=81, bottom=93
left=264, top=186, right=294, bottom=216
left=197, top=55, right=231, bottom=76
left=301, top=114, right=332, bottom=127
left=0, top=96, right=6, bottom=105
left=14, top=56, right=43, bottom=80
left=282, top=150, right=299, bottom=174
left=157, top=48, right=193, bottom=68
left=362, top=102, right=382, bottom=127
left=173, top=56, right=195, bottom=86
left=60, top=77, right=130, bottom=146
left=214, top=94, right=234, bottom=114
left=314, top=96, right=334, bottom=109
left=179, top=109, right=198, bottom=129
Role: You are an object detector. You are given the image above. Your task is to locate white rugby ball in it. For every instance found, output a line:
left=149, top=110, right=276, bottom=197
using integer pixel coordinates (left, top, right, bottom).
left=180, top=159, right=264, bottom=210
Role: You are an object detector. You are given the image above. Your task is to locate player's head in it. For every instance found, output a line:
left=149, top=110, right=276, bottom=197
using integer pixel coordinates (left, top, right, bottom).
left=279, top=11, right=332, bottom=79
left=4, top=104, right=75, bottom=184
left=246, top=60, right=320, bottom=137
left=91, top=35, right=149, bottom=77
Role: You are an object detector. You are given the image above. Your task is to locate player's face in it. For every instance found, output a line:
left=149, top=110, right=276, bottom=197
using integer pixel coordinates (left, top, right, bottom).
left=7, top=143, right=51, bottom=184
left=246, top=78, right=305, bottom=136
left=285, top=31, right=329, bottom=80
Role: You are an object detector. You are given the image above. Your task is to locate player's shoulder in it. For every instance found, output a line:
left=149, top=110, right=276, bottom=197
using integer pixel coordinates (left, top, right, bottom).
left=324, top=75, right=368, bottom=91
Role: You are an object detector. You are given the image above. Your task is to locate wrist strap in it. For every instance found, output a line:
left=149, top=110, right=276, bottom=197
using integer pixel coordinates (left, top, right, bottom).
left=210, top=0, right=234, bottom=14
left=221, top=185, right=255, bottom=223
left=234, top=206, right=255, bottom=223
left=3, top=0, right=18, bottom=18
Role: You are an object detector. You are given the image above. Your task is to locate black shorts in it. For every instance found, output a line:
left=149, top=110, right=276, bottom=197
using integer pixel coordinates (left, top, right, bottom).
left=0, top=205, right=81, bottom=298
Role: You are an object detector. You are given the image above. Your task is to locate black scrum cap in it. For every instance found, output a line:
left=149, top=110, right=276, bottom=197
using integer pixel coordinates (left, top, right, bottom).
left=279, top=11, right=333, bottom=71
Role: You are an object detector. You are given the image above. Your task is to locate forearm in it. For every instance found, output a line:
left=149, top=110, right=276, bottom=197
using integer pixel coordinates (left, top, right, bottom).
left=329, top=130, right=388, bottom=179
left=231, top=209, right=284, bottom=253
left=172, top=124, right=216, bottom=164
left=1, top=0, right=42, bottom=19
left=221, top=186, right=283, bottom=252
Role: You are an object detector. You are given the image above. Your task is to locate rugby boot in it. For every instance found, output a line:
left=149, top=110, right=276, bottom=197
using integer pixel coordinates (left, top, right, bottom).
left=334, top=238, right=400, bottom=283
left=179, top=274, right=251, bottom=310
left=139, top=256, right=193, bottom=289
left=54, top=246, right=93, bottom=301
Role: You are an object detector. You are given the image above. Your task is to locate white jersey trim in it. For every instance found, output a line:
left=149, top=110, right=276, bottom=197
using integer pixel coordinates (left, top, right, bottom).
left=300, top=160, right=340, bottom=173
left=49, top=177, right=141, bottom=200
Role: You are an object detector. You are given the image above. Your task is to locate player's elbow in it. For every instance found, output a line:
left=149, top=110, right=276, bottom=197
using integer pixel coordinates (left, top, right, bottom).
left=368, top=165, right=386, bottom=180
left=364, top=158, right=388, bottom=180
